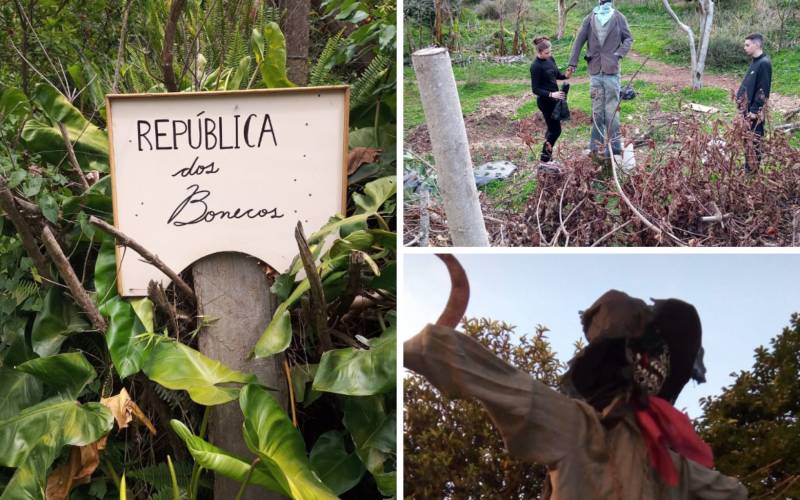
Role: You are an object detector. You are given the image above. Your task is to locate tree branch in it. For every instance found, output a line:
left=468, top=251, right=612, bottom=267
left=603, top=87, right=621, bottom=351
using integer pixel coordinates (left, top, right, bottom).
left=295, top=222, right=333, bottom=352
left=112, top=0, right=134, bottom=94
left=161, top=0, right=187, bottom=92
left=41, top=227, right=106, bottom=332
left=89, top=216, right=196, bottom=301
left=0, top=176, right=53, bottom=287
left=57, top=122, right=90, bottom=190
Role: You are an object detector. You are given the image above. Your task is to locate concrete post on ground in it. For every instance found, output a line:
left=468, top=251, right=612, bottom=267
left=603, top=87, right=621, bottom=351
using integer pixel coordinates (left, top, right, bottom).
left=193, top=253, right=289, bottom=500
left=412, top=47, right=489, bottom=247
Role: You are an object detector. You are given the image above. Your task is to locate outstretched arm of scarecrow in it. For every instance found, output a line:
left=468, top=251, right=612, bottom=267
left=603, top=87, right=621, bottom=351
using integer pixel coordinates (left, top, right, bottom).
left=683, top=458, right=748, bottom=499
left=404, top=255, right=591, bottom=466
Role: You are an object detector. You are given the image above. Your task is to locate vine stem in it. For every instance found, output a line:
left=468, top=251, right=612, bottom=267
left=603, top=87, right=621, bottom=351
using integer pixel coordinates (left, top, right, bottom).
left=234, top=458, right=260, bottom=500
left=188, top=406, right=211, bottom=500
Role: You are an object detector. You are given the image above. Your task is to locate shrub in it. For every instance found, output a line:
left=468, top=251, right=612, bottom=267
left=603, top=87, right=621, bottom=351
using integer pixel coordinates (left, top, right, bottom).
left=663, top=32, right=751, bottom=69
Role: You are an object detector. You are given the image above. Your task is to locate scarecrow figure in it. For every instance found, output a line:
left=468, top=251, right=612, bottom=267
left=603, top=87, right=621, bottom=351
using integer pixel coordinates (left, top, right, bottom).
left=404, top=255, right=747, bottom=500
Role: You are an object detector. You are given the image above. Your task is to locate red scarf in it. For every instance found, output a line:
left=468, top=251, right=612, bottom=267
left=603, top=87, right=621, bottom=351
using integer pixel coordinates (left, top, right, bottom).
left=634, top=396, right=713, bottom=487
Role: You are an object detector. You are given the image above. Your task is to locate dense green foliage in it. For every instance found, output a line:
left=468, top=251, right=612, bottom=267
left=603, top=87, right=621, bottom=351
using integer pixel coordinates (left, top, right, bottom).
left=0, top=1, right=397, bottom=499
left=697, top=313, right=800, bottom=499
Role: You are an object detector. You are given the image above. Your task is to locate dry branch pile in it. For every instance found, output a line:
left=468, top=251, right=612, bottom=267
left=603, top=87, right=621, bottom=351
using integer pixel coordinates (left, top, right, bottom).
left=404, top=104, right=800, bottom=247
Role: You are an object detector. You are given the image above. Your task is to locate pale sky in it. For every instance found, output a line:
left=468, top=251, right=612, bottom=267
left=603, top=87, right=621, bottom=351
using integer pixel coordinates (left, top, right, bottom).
left=401, top=252, right=800, bottom=419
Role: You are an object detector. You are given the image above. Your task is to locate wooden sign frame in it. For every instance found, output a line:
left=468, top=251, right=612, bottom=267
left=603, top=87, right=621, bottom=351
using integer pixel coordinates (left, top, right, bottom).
left=106, top=86, right=349, bottom=297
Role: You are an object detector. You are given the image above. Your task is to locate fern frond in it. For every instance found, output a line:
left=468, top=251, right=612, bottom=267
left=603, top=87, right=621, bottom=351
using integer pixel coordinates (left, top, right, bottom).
left=13, top=279, right=40, bottom=306
left=310, top=28, right=345, bottom=87
left=129, top=462, right=194, bottom=489
left=350, top=55, right=391, bottom=108
left=150, top=486, right=188, bottom=500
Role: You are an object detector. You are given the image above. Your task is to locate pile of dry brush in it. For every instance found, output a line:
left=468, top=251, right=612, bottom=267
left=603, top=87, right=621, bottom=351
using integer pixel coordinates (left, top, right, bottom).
left=404, top=99, right=800, bottom=247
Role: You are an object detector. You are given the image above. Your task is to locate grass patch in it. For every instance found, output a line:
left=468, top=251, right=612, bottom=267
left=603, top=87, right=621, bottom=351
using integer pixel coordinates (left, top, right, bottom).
left=404, top=81, right=529, bottom=129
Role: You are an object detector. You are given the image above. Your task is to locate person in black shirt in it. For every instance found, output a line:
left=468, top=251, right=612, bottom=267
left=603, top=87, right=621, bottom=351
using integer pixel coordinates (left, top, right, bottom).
left=529, top=36, right=572, bottom=170
left=736, top=32, right=772, bottom=173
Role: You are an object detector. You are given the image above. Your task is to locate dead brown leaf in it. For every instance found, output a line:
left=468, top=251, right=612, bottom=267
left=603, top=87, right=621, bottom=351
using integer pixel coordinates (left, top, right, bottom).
left=100, top=387, right=156, bottom=435
left=46, top=441, right=102, bottom=500
left=347, top=147, right=383, bottom=175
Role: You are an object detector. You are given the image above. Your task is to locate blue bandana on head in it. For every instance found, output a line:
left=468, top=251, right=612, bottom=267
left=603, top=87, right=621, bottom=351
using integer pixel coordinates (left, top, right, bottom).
left=592, top=3, right=615, bottom=25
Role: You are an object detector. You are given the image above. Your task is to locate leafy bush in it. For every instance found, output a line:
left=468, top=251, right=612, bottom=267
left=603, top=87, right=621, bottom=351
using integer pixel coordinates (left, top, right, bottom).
left=663, top=32, right=751, bottom=69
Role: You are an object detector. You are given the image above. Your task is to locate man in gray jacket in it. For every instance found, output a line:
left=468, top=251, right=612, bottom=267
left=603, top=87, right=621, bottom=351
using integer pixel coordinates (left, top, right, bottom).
left=567, top=0, right=634, bottom=158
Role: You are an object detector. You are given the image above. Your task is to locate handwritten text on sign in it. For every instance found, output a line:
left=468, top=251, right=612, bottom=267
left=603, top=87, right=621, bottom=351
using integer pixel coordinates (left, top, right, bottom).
left=108, top=88, right=348, bottom=296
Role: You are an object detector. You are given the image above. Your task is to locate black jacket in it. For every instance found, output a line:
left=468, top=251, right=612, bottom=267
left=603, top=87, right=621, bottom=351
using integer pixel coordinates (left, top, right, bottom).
left=530, top=56, right=567, bottom=99
left=736, top=53, right=772, bottom=114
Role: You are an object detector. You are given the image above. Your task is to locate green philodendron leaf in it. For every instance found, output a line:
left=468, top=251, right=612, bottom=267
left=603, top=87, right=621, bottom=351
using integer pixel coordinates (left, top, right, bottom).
left=257, top=23, right=296, bottom=89
left=144, top=342, right=273, bottom=406
left=290, top=363, right=322, bottom=407
left=0, top=328, right=42, bottom=421
left=327, top=232, right=375, bottom=260
left=368, top=230, right=397, bottom=253
left=130, top=298, right=154, bottom=333
left=240, top=385, right=339, bottom=500
left=313, top=326, right=396, bottom=396
left=38, top=193, right=59, bottom=224
left=95, top=233, right=119, bottom=310
left=31, top=286, right=90, bottom=357
left=16, top=351, right=96, bottom=400
left=0, top=88, right=32, bottom=123
left=170, top=420, right=289, bottom=497
left=309, top=430, right=365, bottom=495
left=253, top=253, right=351, bottom=359
left=363, top=410, right=396, bottom=454
left=63, top=176, right=113, bottom=222
left=342, top=395, right=391, bottom=475
left=230, top=56, right=251, bottom=91
left=106, top=296, right=152, bottom=380
left=348, top=125, right=396, bottom=150
left=0, top=398, right=113, bottom=500
left=353, top=176, right=396, bottom=215
left=21, top=84, right=109, bottom=172
left=252, top=307, right=291, bottom=359
left=374, top=472, right=396, bottom=497
left=369, top=261, right=396, bottom=295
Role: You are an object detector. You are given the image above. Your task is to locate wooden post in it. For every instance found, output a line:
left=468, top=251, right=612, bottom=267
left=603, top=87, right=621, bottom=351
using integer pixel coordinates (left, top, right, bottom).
left=193, top=253, right=289, bottom=500
left=412, top=47, right=489, bottom=247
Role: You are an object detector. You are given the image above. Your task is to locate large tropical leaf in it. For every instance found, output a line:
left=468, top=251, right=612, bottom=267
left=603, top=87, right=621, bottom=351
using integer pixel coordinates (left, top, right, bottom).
left=240, top=385, right=338, bottom=500
left=106, top=296, right=152, bottom=380
left=94, top=232, right=119, bottom=309
left=16, top=352, right=96, bottom=400
left=252, top=24, right=295, bottom=89
left=144, top=341, right=273, bottom=406
left=21, top=84, right=109, bottom=172
left=31, top=286, right=90, bottom=357
left=342, top=395, right=393, bottom=482
left=0, top=328, right=42, bottom=421
left=0, top=398, right=112, bottom=500
left=309, top=430, right=365, bottom=495
left=0, top=88, right=32, bottom=123
left=313, top=326, right=396, bottom=396
left=170, top=420, right=289, bottom=497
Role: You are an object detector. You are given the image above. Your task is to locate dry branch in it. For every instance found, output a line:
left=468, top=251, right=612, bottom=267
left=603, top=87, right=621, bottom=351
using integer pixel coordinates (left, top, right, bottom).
left=295, top=222, right=333, bottom=352
left=41, top=227, right=106, bottom=332
left=57, top=122, right=90, bottom=190
left=0, top=176, right=53, bottom=287
left=88, top=216, right=196, bottom=301
left=161, top=0, right=187, bottom=93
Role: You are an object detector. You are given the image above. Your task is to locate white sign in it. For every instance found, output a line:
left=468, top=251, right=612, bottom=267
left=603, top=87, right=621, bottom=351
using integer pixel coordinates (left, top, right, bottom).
left=107, top=87, right=348, bottom=296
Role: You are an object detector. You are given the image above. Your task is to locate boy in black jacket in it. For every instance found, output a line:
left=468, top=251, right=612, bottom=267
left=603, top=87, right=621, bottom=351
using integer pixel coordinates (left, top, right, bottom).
left=736, top=32, right=772, bottom=173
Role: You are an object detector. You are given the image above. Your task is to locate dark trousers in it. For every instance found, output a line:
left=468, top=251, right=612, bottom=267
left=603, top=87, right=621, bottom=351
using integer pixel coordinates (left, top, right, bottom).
left=537, top=98, right=562, bottom=163
left=745, top=116, right=765, bottom=171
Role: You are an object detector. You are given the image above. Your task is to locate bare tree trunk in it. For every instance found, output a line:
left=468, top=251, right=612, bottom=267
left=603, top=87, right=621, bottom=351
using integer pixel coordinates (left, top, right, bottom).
left=275, top=0, right=310, bottom=86
left=557, top=0, right=578, bottom=39
left=436, top=0, right=443, bottom=46
left=662, top=0, right=713, bottom=91
left=498, top=0, right=507, bottom=55
left=161, top=0, right=187, bottom=93
left=512, top=0, right=523, bottom=54
left=412, top=48, right=489, bottom=247
left=193, top=253, right=289, bottom=500
left=12, top=0, right=32, bottom=96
